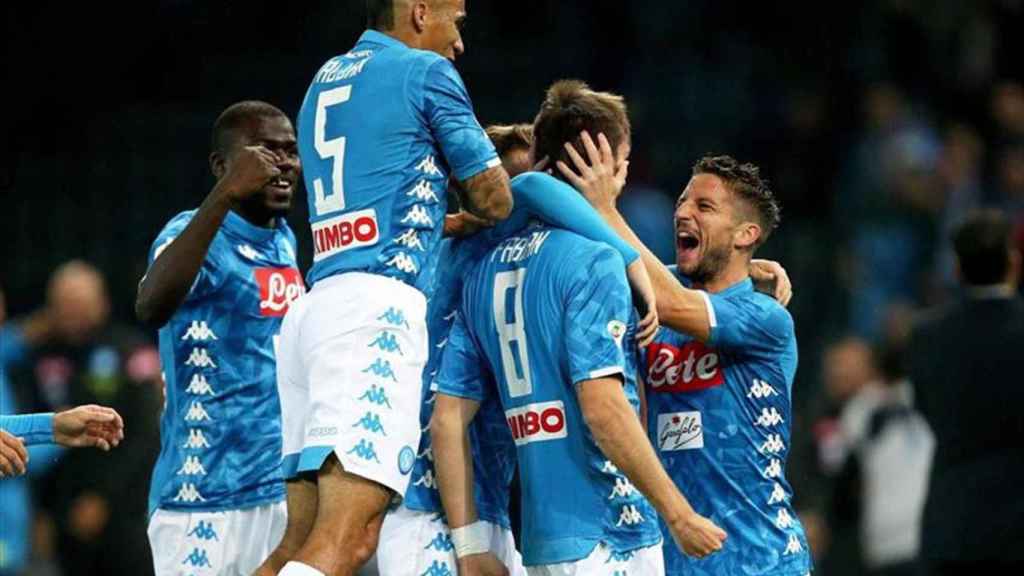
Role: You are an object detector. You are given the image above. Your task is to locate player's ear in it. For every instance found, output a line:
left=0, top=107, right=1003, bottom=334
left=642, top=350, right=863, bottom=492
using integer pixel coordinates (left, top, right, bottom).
left=210, top=151, right=227, bottom=180
left=734, top=221, right=761, bottom=251
left=411, top=1, right=429, bottom=33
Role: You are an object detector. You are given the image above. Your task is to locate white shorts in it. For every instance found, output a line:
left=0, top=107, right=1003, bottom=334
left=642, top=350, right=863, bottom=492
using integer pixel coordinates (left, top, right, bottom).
left=277, top=272, right=428, bottom=496
left=526, top=541, right=664, bottom=576
left=374, top=506, right=526, bottom=576
left=147, top=501, right=286, bottom=576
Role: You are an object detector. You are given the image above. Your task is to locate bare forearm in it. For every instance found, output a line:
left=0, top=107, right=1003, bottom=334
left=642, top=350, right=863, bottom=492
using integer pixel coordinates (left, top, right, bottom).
left=582, top=384, right=695, bottom=525
left=460, top=166, right=513, bottom=222
left=598, top=209, right=710, bottom=340
left=431, top=416, right=479, bottom=529
left=135, top=186, right=233, bottom=327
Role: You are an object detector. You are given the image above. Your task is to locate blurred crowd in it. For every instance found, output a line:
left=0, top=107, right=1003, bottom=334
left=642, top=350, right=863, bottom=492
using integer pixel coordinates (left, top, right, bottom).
left=4, top=0, right=1024, bottom=574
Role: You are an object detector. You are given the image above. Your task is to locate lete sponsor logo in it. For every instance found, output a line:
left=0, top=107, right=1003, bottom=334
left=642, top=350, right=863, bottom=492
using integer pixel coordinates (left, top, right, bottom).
left=505, top=401, right=567, bottom=446
left=312, top=208, right=379, bottom=262
left=646, top=341, right=724, bottom=393
left=255, top=267, right=305, bottom=317
left=656, top=411, right=704, bottom=451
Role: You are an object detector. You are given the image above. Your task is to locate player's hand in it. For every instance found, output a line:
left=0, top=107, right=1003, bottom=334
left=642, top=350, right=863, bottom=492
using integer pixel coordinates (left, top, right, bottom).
left=0, top=429, right=29, bottom=477
left=456, top=552, right=509, bottom=576
left=220, top=145, right=282, bottom=201
left=626, top=259, right=659, bottom=347
left=53, top=405, right=124, bottom=451
left=556, top=131, right=627, bottom=213
left=750, top=259, right=792, bottom=307
left=668, top=512, right=728, bottom=559
left=445, top=211, right=494, bottom=238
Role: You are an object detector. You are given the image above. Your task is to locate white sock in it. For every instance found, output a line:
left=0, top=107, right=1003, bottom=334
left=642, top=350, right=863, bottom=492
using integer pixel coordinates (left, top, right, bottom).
left=278, top=561, right=326, bottom=576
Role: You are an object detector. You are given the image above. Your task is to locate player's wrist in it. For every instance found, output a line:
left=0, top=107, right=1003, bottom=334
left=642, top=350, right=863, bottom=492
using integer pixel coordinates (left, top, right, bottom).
left=450, top=521, right=489, bottom=558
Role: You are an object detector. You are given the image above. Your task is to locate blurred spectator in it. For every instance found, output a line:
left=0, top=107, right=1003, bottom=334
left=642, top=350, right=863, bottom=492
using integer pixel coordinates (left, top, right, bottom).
left=908, top=210, right=1024, bottom=573
left=990, top=81, right=1024, bottom=145
left=7, top=261, right=162, bottom=576
left=934, top=124, right=984, bottom=288
left=618, top=184, right=676, bottom=264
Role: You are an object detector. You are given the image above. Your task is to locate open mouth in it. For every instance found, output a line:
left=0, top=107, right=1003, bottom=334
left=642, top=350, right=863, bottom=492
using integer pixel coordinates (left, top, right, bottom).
left=677, top=230, right=700, bottom=253
left=267, top=177, right=293, bottom=194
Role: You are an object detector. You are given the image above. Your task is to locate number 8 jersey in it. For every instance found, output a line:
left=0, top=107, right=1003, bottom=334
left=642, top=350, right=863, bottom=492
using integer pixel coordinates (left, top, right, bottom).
left=297, top=30, right=500, bottom=294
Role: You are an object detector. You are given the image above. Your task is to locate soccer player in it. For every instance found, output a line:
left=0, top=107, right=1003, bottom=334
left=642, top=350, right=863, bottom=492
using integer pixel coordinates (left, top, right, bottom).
left=432, top=80, right=727, bottom=576
left=0, top=405, right=124, bottom=477
left=559, top=141, right=813, bottom=575
left=136, top=101, right=303, bottom=575
left=270, top=1, right=514, bottom=574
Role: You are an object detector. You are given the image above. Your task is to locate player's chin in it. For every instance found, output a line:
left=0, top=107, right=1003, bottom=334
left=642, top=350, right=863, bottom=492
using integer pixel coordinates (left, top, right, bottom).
left=262, top=189, right=294, bottom=215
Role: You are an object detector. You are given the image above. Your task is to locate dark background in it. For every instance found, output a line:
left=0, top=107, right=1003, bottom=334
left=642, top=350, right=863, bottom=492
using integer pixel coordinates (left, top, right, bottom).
left=3, top=1, right=1024, bottom=574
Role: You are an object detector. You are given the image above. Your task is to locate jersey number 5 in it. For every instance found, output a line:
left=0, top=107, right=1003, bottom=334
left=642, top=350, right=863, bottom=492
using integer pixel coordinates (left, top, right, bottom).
left=494, top=269, right=533, bottom=398
left=312, top=85, right=351, bottom=217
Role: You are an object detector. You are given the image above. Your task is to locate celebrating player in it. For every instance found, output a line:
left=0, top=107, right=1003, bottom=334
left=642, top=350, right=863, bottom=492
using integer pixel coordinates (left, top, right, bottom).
left=433, top=80, right=727, bottom=576
left=560, top=139, right=812, bottom=575
left=270, top=1, right=514, bottom=574
left=137, top=101, right=302, bottom=575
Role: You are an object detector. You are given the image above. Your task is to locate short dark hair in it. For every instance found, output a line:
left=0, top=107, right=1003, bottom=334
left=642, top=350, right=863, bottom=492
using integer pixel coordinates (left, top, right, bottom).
left=366, top=0, right=396, bottom=30
left=532, top=80, right=630, bottom=183
left=693, top=155, right=781, bottom=246
left=953, top=209, right=1012, bottom=286
left=485, top=124, right=533, bottom=158
left=210, top=101, right=287, bottom=155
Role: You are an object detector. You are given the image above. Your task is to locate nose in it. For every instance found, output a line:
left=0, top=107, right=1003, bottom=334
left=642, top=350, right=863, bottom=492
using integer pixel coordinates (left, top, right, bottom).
left=675, top=199, right=695, bottom=222
left=452, top=36, right=465, bottom=58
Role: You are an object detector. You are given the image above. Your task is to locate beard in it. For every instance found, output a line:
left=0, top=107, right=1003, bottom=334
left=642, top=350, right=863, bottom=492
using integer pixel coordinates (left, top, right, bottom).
left=682, top=239, right=731, bottom=285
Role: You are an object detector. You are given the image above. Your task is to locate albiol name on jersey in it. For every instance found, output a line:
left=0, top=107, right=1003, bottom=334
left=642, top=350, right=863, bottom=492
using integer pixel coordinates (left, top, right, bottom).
left=255, top=267, right=305, bottom=317
left=505, top=401, right=567, bottom=446
left=647, top=341, right=724, bottom=393
left=312, top=209, right=380, bottom=262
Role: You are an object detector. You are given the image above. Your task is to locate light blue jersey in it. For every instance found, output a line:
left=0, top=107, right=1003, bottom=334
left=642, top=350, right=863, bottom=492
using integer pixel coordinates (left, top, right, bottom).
left=437, top=224, right=660, bottom=566
left=298, top=30, right=499, bottom=295
left=644, top=275, right=811, bottom=576
left=147, top=210, right=302, bottom=515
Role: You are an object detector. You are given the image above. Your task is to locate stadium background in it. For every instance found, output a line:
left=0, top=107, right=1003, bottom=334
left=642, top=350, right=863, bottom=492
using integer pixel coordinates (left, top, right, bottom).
left=3, top=1, right=1023, bottom=574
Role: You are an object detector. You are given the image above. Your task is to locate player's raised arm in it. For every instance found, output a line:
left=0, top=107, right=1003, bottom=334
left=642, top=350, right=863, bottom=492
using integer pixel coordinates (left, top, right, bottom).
left=135, top=143, right=284, bottom=327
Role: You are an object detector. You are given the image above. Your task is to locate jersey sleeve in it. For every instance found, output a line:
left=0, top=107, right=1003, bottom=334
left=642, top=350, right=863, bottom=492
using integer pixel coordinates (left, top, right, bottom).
left=490, top=172, right=639, bottom=264
left=422, top=59, right=499, bottom=182
left=145, top=212, right=226, bottom=300
left=0, top=413, right=54, bottom=446
left=436, top=312, right=488, bottom=402
left=563, top=244, right=632, bottom=385
left=705, top=292, right=794, bottom=355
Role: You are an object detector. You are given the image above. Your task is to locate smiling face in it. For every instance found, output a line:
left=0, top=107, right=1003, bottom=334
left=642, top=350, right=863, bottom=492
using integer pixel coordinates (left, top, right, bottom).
left=673, top=173, right=743, bottom=284
left=223, top=114, right=300, bottom=218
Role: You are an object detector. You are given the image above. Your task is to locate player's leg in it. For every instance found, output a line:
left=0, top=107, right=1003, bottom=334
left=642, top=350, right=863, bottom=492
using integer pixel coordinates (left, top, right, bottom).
left=146, top=508, right=196, bottom=576
left=253, top=477, right=317, bottom=576
left=377, top=506, right=458, bottom=576
left=488, top=521, right=526, bottom=576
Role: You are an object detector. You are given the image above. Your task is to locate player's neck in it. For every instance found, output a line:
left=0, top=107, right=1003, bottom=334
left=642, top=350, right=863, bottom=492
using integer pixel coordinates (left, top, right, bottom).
left=232, top=206, right=275, bottom=229
left=697, top=258, right=750, bottom=294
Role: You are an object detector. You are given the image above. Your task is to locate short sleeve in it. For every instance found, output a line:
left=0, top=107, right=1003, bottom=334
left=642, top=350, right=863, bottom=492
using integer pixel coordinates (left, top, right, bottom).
left=436, top=312, right=488, bottom=402
left=145, top=211, right=225, bottom=300
left=705, top=292, right=794, bottom=355
left=490, top=172, right=639, bottom=265
left=564, top=245, right=632, bottom=385
left=422, top=59, right=500, bottom=182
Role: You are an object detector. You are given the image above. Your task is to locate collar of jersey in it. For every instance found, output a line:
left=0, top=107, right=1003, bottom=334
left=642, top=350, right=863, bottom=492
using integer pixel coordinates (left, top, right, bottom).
left=223, top=209, right=281, bottom=243
left=669, top=265, right=753, bottom=296
left=358, top=29, right=408, bottom=51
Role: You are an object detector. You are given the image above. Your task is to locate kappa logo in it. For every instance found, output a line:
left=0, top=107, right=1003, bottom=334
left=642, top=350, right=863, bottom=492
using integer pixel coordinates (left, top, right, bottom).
left=647, top=341, right=724, bottom=393
left=761, top=434, right=785, bottom=455
left=416, top=155, right=442, bottom=177
left=184, top=402, right=212, bottom=423
left=369, top=331, right=403, bottom=355
left=187, top=521, right=218, bottom=541
left=185, top=347, right=216, bottom=369
left=378, top=307, right=410, bottom=328
left=185, top=373, right=216, bottom=396
left=255, top=267, right=305, bottom=317
left=347, top=439, right=381, bottom=463
left=764, top=458, right=783, bottom=479
left=352, top=412, right=386, bottom=435
left=363, top=358, right=397, bottom=381
left=775, top=508, right=795, bottom=530
left=421, top=560, right=453, bottom=576
left=606, top=549, right=637, bottom=563
left=615, top=504, right=645, bottom=527
left=608, top=477, right=637, bottom=500
left=183, top=547, right=212, bottom=568
left=768, top=482, right=787, bottom=505
left=394, top=229, right=425, bottom=252
left=413, top=469, right=437, bottom=490
left=748, top=379, right=779, bottom=399
left=400, top=205, right=434, bottom=227
left=755, top=407, right=785, bottom=427
left=386, top=252, right=418, bottom=274
left=407, top=180, right=439, bottom=203
left=424, top=531, right=454, bottom=552
left=182, top=429, right=211, bottom=450
left=177, top=455, right=207, bottom=476
left=238, top=244, right=260, bottom=261
left=784, top=534, right=804, bottom=555
left=602, top=461, right=620, bottom=475
left=358, top=385, right=392, bottom=408
left=418, top=445, right=434, bottom=462
left=182, top=320, right=218, bottom=342
left=173, top=483, right=206, bottom=503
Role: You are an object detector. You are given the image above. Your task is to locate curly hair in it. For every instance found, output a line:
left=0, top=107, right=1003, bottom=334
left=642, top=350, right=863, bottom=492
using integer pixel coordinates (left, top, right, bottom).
left=693, top=155, right=781, bottom=246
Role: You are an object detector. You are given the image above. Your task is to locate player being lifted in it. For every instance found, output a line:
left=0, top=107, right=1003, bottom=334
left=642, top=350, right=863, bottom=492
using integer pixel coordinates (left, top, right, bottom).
left=432, top=80, right=728, bottom=576
left=267, top=1, right=514, bottom=575
left=560, top=135, right=812, bottom=575
left=137, top=101, right=303, bottom=575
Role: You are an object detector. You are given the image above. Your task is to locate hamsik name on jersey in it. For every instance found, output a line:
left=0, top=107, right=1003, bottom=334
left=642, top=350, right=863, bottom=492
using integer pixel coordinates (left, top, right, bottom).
left=148, top=209, right=303, bottom=515
left=644, top=274, right=811, bottom=576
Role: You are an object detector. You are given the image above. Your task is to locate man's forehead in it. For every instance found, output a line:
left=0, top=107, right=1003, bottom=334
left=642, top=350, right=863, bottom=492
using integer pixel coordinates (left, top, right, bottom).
left=245, top=115, right=296, bottom=141
left=677, top=174, right=728, bottom=205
